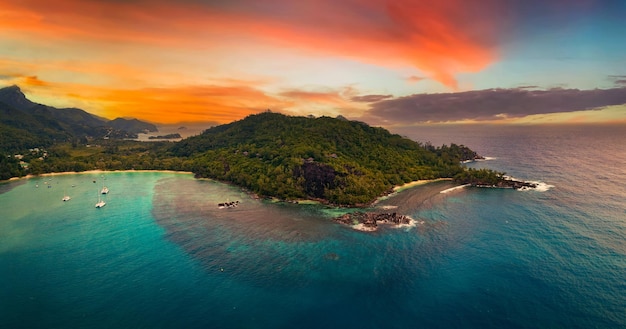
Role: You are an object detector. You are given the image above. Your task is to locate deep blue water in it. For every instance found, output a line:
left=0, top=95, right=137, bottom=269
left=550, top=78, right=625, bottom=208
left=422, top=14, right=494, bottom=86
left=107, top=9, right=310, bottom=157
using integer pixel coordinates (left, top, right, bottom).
left=1, top=125, right=625, bottom=328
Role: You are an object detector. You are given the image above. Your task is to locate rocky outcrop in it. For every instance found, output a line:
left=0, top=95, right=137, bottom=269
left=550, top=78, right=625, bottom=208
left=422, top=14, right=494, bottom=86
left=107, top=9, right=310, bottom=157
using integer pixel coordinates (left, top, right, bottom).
left=474, top=178, right=537, bottom=189
left=334, top=211, right=410, bottom=229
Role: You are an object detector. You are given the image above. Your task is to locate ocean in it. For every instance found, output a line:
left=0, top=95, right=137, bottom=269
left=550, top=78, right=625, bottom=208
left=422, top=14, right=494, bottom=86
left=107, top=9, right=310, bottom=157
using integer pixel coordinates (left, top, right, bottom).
left=1, top=124, right=625, bottom=329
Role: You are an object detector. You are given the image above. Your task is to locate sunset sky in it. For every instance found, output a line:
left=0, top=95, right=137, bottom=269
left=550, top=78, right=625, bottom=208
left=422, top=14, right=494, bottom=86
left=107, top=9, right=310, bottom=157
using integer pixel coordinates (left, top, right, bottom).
left=1, top=0, right=625, bottom=126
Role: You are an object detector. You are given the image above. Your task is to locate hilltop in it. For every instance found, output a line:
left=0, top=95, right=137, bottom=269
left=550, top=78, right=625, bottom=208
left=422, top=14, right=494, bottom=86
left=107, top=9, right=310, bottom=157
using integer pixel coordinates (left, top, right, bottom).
left=0, top=87, right=498, bottom=205
left=0, top=85, right=157, bottom=153
left=170, top=112, right=480, bottom=205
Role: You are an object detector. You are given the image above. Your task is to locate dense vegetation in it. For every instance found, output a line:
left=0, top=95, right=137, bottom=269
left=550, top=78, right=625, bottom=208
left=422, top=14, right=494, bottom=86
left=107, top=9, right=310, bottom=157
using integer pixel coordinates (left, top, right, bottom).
left=2, top=85, right=507, bottom=205
left=453, top=168, right=505, bottom=186
left=170, top=112, right=481, bottom=205
left=0, top=85, right=156, bottom=153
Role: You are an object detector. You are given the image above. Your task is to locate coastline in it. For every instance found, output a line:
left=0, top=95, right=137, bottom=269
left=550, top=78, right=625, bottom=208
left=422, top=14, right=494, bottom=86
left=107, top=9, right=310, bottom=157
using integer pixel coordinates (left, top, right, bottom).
left=7, top=169, right=194, bottom=182
left=372, top=178, right=453, bottom=205
left=343, top=179, right=462, bottom=232
left=392, top=178, right=452, bottom=193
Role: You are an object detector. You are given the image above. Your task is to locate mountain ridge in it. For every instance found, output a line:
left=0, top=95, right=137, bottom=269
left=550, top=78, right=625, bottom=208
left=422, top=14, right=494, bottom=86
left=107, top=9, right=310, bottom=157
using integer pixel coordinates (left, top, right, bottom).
left=0, top=85, right=157, bottom=152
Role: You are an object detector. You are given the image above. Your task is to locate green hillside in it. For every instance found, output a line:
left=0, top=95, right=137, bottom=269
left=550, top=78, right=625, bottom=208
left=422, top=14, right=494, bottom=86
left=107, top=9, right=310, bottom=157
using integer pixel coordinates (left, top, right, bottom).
left=0, top=85, right=157, bottom=153
left=171, top=112, right=479, bottom=205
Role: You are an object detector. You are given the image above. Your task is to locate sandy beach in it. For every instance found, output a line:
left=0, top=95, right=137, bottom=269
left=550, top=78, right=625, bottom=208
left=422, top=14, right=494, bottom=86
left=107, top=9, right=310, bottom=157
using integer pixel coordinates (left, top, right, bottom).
left=8, top=169, right=194, bottom=182
left=392, top=178, right=452, bottom=192
left=343, top=179, right=463, bottom=232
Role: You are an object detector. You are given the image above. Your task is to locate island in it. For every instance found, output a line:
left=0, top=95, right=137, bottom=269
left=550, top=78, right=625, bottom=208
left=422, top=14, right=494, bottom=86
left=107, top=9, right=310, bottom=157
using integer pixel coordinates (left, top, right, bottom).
left=1, top=85, right=538, bottom=230
left=148, top=133, right=182, bottom=140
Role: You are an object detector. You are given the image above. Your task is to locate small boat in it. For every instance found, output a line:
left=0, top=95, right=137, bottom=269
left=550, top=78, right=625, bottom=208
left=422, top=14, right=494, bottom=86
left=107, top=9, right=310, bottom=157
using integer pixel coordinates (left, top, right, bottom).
left=95, top=191, right=106, bottom=208
left=101, top=186, right=109, bottom=194
left=62, top=191, right=71, bottom=202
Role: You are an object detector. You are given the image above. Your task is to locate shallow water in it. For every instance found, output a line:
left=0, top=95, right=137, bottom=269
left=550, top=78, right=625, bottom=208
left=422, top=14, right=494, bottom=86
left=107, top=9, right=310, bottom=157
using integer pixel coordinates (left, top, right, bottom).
left=1, top=125, right=625, bottom=328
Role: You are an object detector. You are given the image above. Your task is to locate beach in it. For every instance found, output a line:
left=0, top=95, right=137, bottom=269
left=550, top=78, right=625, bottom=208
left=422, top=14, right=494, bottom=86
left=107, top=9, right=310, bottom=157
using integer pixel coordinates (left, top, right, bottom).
left=340, top=179, right=462, bottom=232
left=7, top=169, right=194, bottom=182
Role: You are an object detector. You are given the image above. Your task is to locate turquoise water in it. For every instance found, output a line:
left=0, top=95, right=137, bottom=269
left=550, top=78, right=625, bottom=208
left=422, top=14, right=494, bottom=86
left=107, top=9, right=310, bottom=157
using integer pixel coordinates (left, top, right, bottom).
left=1, top=125, right=625, bottom=328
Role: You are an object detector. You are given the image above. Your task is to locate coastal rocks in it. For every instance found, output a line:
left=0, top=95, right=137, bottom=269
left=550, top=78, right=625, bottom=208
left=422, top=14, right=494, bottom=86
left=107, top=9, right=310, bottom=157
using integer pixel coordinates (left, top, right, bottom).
left=334, top=211, right=410, bottom=230
left=218, top=201, right=239, bottom=209
left=473, top=178, right=537, bottom=190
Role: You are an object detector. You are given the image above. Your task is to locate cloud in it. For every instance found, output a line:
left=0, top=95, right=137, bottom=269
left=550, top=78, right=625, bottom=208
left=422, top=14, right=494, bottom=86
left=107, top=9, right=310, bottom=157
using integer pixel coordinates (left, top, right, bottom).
left=363, top=87, right=626, bottom=124
left=98, top=85, right=290, bottom=124
left=406, top=75, right=425, bottom=84
left=278, top=87, right=368, bottom=117
left=350, top=94, right=393, bottom=103
left=0, top=0, right=506, bottom=89
left=608, top=75, right=626, bottom=86
left=22, top=75, right=49, bottom=87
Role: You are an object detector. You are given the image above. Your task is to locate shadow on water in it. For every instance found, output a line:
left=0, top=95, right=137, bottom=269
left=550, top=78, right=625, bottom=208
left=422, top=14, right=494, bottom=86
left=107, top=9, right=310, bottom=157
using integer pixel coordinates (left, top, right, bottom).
left=0, top=179, right=26, bottom=195
left=150, top=177, right=466, bottom=292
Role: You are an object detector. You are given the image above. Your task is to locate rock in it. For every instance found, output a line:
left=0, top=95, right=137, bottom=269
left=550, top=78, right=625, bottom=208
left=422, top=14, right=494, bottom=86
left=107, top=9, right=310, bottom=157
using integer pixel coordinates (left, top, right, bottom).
left=334, top=211, right=410, bottom=228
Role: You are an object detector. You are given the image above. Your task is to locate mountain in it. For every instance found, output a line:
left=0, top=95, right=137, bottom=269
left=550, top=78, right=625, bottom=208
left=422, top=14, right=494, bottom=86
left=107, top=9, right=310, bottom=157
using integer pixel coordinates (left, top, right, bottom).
left=0, top=85, right=156, bottom=152
left=171, top=112, right=479, bottom=205
left=109, top=117, right=158, bottom=133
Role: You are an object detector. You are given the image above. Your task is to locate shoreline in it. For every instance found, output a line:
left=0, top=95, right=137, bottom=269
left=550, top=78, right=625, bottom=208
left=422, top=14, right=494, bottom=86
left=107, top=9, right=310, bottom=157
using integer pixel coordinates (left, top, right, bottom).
left=372, top=178, right=453, bottom=205
left=7, top=169, right=194, bottom=182
left=342, top=179, right=462, bottom=232
left=392, top=178, right=452, bottom=192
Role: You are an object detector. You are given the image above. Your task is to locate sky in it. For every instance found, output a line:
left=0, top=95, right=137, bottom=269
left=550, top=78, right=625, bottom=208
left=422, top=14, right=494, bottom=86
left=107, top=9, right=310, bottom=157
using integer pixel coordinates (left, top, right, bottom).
left=1, top=0, right=625, bottom=127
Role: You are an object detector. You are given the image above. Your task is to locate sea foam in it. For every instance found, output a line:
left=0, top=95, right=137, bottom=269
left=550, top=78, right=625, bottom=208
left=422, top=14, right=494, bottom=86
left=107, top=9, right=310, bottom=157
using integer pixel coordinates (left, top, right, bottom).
left=440, top=184, right=470, bottom=194
left=505, top=176, right=554, bottom=192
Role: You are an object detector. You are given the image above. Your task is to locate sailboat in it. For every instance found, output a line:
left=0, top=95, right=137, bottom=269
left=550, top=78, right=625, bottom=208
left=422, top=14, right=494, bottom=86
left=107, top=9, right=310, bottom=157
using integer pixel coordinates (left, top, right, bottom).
left=62, top=190, right=71, bottom=202
left=95, top=191, right=106, bottom=208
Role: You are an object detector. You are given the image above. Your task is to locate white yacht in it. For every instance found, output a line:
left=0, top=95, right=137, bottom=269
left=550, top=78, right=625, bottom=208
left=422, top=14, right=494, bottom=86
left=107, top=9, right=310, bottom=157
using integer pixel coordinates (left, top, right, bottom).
left=95, top=193, right=106, bottom=208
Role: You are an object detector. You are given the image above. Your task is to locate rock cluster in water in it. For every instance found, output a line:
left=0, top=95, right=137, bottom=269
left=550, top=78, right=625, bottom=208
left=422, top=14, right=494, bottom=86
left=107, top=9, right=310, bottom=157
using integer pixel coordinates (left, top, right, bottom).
left=474, top=179, right=537, bottom=189
left=218, top=201, right=239, bottom=208
left=334, top=212, right=410, bottom=229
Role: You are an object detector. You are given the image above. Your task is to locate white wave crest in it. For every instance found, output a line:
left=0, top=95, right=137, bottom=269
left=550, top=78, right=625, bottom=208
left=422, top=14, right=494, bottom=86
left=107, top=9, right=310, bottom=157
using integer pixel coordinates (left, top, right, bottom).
left=520, top=181, right=554, bottom=192
left=440, top=184, right=470, bottom=194
left=461, top=156, right=496, bottom=163
left=505, top=176, right=554, bottom=192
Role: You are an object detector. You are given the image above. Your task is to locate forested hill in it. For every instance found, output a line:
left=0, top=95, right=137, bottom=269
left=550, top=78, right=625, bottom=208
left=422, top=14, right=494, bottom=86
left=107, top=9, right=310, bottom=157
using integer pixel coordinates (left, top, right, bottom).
left=171, top=112, right=480, bottom=205
left=0, top=85, right=157, bottom=153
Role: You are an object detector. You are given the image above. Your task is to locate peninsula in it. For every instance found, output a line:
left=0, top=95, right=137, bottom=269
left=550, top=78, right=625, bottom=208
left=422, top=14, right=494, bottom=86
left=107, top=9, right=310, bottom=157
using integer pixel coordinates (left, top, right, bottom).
left=1, top=85, right=525, bottom=209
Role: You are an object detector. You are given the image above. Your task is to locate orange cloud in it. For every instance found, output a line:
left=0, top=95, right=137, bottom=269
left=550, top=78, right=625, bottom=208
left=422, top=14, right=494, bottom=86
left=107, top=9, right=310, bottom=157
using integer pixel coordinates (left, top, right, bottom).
left=278, top=88, right=369, bottom=117
left=95, top=85, right=291, bottom=124
left=1, top=0, right=504, bottom=89
left=22, top=76, right=50, bottom=87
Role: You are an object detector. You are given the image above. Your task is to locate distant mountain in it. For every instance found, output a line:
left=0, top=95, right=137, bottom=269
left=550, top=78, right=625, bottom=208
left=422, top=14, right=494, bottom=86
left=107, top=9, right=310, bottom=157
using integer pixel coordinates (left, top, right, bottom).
left=0, top=85, right=157, bottom=152
left=109, top=117, right=157, bottom=133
